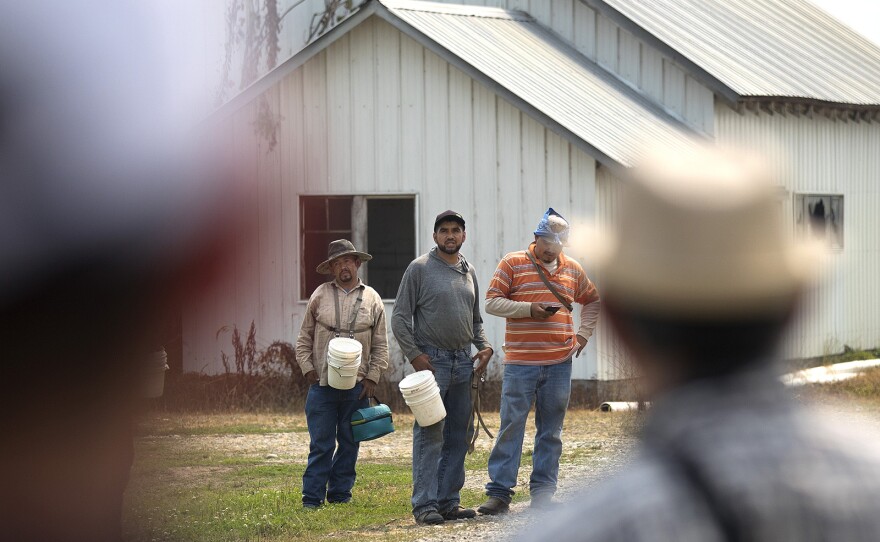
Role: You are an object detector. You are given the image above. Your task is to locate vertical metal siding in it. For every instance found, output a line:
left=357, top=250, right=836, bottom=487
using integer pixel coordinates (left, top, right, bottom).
left=400, top=33, right=426, bottom=193
left=376, top=27, right=402, bottom=191
left=618, top=27, right=640, bottom=86
left=573, top=1, right=597, bottom=61
left=716, top=104, right=880, bottom=359
left=449, top=67, right=475, bottom=207
left=663, top=59, right=686, bottom=119
left=495, top=99, right=524, bottom=261
left=568, top=141, right=600, bottom=379
left=594, top=165, right=631, bottom=380
left=596, top=13, right=618, bottom=71
left=640, top=45, right=664, bottom=104
left=351, top=21, right=378, bottom=192
left=552, top=0, right=575, bottom=42
left=470, top=81, right=500, bottom=289
left=303, top=51, right=329, bottom=192
left=326, top=33, right=353, bottom=190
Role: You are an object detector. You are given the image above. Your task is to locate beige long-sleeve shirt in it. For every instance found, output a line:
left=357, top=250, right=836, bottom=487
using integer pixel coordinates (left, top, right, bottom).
left=295, top=279, right=388, bottom=386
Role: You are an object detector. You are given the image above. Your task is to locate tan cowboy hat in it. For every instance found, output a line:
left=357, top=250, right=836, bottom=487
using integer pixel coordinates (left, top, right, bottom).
left=587, top=143, right=825, bottom=318
left=315, top=239, right=372, bottom=275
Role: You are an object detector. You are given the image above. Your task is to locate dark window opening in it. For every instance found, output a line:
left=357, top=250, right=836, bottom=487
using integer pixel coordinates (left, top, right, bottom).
left=367, top=198, right=416, bottom=299
left=795, top=194, right=843, bottom=250
left=301, top=196, right=353, bottom=299
left=300, top=195, right=415, bottom=299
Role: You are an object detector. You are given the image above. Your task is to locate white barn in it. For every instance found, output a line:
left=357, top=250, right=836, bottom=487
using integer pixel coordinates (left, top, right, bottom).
left=185, top=0, right=880, bottom=384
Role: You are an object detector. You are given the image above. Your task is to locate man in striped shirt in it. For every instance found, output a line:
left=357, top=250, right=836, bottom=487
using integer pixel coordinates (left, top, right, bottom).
left=478, top=208, right=600, bottom=515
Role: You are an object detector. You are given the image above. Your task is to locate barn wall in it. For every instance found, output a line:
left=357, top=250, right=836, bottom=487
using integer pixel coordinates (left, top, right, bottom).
left=716, top=104, right=880, bottom=359
left=185, top=16, right=601, bottom=380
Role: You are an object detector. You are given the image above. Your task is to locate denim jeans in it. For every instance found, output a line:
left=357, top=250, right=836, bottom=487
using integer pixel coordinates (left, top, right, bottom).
left=411, top=345, right=475, bottom=517
left=485, top=359, right=572, bottom=502
left=302, top=382, right=368, bottom=506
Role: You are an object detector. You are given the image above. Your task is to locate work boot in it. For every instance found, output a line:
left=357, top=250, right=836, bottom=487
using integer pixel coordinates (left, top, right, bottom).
left=442, top=506, right=477, bottom=520
left=530, top=493, right=560, bottom=510
left=415, top=510, right=445, bottom=525
left=477, top=496, right=510, bottom=515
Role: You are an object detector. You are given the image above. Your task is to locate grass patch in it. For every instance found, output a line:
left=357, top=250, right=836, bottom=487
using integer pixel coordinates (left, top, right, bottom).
left=125, top=409, right=638, bottom=541
left=805, top=367, right=880, bottom=401
left=126, top=461, right=420, bottom=541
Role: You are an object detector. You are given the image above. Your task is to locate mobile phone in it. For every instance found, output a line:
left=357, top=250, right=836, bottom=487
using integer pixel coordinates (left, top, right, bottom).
left=544, top=305, right=560, bottom=314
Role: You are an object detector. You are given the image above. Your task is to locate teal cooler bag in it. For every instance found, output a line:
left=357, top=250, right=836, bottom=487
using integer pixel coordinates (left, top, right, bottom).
left=351, top=398, right=395, bottom=442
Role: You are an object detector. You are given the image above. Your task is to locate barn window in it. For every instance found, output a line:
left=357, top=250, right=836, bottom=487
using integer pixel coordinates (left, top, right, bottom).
left=794, top=194, right=843, bottom=250
left=300, top=195, right=416, bottom=300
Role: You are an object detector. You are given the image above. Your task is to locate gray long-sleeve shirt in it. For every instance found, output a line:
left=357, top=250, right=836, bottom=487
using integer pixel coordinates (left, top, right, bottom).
left=391, top=247, right=492, bottom=361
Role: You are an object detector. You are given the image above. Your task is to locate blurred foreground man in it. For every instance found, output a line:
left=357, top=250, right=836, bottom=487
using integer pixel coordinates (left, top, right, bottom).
left=0, top=3, right=234, bottom=540
left=515, top=145, right=880, bottom=541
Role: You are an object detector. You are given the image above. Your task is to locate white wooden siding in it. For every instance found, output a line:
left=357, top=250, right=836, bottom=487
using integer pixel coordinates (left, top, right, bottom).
left=716, top=104, right=880, bottom=360
left=185, top=16, right=600, bottom=379
left=594, top=165, right=631, bottom=380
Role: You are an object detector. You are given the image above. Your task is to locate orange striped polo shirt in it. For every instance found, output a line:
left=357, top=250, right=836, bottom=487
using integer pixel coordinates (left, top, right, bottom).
left=486, top=243, right=599, bottom=365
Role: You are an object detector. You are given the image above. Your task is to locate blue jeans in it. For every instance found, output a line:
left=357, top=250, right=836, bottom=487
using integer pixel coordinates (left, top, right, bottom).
left=411, top=345, right=475, bottom=517
left=302, top=382, right=368, bottom=506
left=485, top=359, right=572, bottom=502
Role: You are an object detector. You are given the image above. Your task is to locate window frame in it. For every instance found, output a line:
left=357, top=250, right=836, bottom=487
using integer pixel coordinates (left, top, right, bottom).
left=793, top=192, right=844, bottom=252
left=298, top=193, right=419, bottom=302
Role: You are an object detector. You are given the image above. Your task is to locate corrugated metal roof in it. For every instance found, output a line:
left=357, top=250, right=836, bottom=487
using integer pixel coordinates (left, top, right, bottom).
left=593, top=0, right=880, bottom=106
left=379, top=0, right=699, bottom=169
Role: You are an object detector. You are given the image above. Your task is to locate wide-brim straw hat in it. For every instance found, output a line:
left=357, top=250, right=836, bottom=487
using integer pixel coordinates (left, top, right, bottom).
left=585, top=143, right=825, bottom=318
left=316, top=239, right=372, bottom=275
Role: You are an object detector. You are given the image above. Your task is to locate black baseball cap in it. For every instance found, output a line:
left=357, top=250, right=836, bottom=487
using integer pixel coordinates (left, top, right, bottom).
left=434, top=210, right=465, bottom=230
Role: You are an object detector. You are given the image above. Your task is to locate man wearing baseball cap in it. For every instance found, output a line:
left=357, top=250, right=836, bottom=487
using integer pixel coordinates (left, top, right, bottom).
left=295, top=239, right=389, bottom=509
left=515, top=144, right=880, bottom=540
left=392, top=210, right=493, bottom=525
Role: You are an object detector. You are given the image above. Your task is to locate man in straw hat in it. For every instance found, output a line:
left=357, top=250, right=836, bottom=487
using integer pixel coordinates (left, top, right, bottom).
left=514, top=144, right=880, bottom=541
left=295, top=239, right=389, bottom=509
left=392, top=210, right=494, bottom=525
left=478, top=208, right=601, bottom=515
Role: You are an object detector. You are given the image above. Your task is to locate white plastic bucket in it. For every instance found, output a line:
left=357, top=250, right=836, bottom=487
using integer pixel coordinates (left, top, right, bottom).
left=327, top=359, right=359, bottom=389
left=330, top=363, right=360, bottom=376
left=327, top=356, right=360, bottom=389
left=328, top=337, right=362, bottom=360
left=328, top=352, right=361, bottom=368
left=407, top=387, right=446, bottom=427
left=399, top=371, right=446, bottom=426
left=398, top=370, right=436, bottom=396
left=327, top=339, right=361, bottom=389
